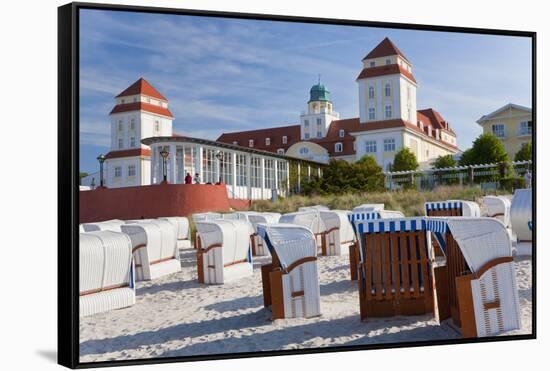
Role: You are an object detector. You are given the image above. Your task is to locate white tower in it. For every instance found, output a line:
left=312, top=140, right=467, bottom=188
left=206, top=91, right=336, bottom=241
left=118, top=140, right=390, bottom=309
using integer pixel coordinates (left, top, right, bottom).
left=357, top=37, right=417, bottom=125
left=104, top=77, right=174, bottom=188
left=300, top=78, right=339, bottom=140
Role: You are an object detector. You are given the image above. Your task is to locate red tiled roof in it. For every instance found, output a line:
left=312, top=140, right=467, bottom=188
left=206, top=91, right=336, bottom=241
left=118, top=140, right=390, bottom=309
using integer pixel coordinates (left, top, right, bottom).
left=109, top=102, right=174, bottom=118
left=363, top=37, right=410, bottom=62
left=217, top=125, right=301, bottom=153
left=417, top=108, right=456, bottom=135
left=356, top=64, right=417, bottom=83
left=105, top=148, right=151, bottom=159
left=116, top=78, right=168, bottom=101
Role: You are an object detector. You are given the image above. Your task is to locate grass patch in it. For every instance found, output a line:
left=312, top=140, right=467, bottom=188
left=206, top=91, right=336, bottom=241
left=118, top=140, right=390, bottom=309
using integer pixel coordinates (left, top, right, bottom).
left=250, top=185, right=508, bottom=216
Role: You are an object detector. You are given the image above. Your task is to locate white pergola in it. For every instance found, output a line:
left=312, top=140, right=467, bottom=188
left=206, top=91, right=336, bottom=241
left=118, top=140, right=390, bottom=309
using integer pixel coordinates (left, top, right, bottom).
left=142, top=136, right=324, bottom=200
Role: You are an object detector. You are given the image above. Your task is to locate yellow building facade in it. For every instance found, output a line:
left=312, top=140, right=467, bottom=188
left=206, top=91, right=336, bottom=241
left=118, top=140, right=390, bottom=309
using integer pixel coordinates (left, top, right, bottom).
left=477, top=103, right=532, bottom=159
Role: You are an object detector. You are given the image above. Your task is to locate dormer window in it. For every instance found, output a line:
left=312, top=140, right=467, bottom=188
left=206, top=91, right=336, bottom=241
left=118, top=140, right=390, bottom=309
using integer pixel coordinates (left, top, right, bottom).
left=335, top=143, right=343, bottom=153
left=369, top=61, right=375, bottom=67
left=277, top=149, right=285, bottom=155
left=418, top=121, right=424, bottom=130
left=339, top=129, right=345, bottom=138
left=249, top=139, right=254, bottom=147
left=265, top=137, right=271, bottom=146
left=282, top=136, right=288, bottom=144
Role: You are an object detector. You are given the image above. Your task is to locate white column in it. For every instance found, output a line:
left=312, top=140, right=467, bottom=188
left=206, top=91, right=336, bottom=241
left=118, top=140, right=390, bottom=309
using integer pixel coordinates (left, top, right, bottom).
left=215, top=151, right=221, bottom=183
left=317, top=166, right=321, bottom=178
left=169, top=144, right=176, bottom=183
left=246, top=155, right=252, bottom=200
left=308, top=165, right=311, bottom=180
left=231, top=152, right=237, bottom=198
left=274, top=160, right=279, bottom=195
left=196, top=145, right=203, bottom=183
left=150, top=146, right=157, bottom=184
left=260, top=157, right=266, bottom=199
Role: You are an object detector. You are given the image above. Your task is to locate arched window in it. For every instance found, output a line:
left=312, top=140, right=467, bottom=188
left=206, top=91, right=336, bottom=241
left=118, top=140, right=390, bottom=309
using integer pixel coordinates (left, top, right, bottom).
left=385, top=83, right=391, bottom=97
left=368, top=86, right=374, bottom=99
left=335, top=143, right=343, bottom=153
left=277, top=149, right=285, bottom=155
left=339, top=129, right=345, bottom=138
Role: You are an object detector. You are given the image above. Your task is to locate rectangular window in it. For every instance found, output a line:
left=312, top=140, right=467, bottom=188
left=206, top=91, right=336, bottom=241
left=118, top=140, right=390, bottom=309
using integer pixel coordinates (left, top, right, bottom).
left=368, top=86, right=374, bottom=99
left=304, top=133, right=310, bottom=139
left=118, top=138, right=123, bottom=149
left=130, top=118, right=135, bottom=130
left=385, top=105, right=392, bottom=119
left=236, top=154, right=247, bottom=187
left=219, top=151, right=233, bottom=185
left=339, top=129, right=345, bottom=138
left=118, top=120, right=123, bottom=131
left=519, top=121, right=532, bottom=135
left=316, top=118, right=322, bottom=126
left=335, top=143, right=343, bottom=153
left=304, top=120, right=309, bottom=127
left=202, top=148, right=216, bottom=184
left=282, top=136, right=288, bottom=144
left=265, top=137, right=271, bottom=146
left=154, top=120, right=160, bottom=132
left=492, top=124, right=505, bottom=138
left=114, top=166, right=121, bottom=177
left=264, top=159, right=275, bottom=189
left=317, top=131, right=322, bottom=138
left=130, top=137, right=136, bottom=147
left=383, top=138, right=396, bottom=152
left=369, top=61, right=375, bottom=67
left=128, top=165, right=136, bottom=177
left=277, top=161, right=287, bottom=191
left=365, top=140, right=377, bottom=153
left=385, top=58, right=391, bottom=65
left=277, top=149, right=285, bottom=155
left=250, top=157, right=261, bottom=188
left=249, top=139, right=254, bottom=147
left=368, top=107, right=375, bottom=120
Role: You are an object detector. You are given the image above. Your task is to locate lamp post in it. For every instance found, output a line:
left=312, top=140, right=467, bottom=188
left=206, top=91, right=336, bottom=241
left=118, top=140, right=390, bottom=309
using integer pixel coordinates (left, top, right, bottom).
left=160, top=148, right=170, bottom=183
left=96, top=154, right=106, bottom=188
left=215, top=151, right=223, bottom=184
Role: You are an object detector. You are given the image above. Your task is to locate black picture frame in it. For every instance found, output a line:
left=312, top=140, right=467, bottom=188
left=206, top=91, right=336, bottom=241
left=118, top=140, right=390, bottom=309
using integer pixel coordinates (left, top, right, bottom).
left=58, top=2, right=537, bottom=368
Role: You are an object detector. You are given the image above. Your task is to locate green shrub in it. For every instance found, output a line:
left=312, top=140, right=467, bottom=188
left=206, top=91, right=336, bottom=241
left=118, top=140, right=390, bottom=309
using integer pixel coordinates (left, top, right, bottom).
left=500, top=176, right=525, bottom=192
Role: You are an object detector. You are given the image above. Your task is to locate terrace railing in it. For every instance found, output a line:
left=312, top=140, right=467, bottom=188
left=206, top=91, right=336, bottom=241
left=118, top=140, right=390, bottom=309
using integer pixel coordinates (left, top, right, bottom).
left=384, top=160, right=532, bottom=191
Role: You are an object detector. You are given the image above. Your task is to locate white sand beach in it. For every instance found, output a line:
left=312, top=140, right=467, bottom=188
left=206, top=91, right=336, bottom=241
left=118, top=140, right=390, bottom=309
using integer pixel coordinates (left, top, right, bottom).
left=79, top=249, right=532, bottom=362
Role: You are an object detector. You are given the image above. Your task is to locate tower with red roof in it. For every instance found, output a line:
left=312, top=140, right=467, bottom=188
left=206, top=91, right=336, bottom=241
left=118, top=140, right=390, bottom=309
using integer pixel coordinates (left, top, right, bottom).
left=104, top=78, right=175, bottom=188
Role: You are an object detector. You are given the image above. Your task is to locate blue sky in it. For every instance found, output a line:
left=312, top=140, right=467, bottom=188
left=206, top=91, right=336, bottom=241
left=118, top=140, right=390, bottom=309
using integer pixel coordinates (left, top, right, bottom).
left=79, top=9, right=532, bottom=173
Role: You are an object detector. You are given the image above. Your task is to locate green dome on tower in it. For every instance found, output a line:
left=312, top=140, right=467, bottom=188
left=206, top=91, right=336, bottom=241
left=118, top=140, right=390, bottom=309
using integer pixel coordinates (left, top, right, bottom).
left=308, top=82, right=330, bottom=103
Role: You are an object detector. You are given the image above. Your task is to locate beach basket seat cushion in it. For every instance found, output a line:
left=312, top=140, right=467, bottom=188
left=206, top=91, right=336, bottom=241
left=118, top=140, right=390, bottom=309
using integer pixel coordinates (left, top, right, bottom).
left=258, top=223, right=321, bottom=319
left=195, top=219, right=253, bottom=284
left=121, top=220, right=180, bottom=281
left=347, top=210, right=405, bottom=281
left=79, top=231, right=135, bottom=317
left=353, top=218, right=434, bottom=319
